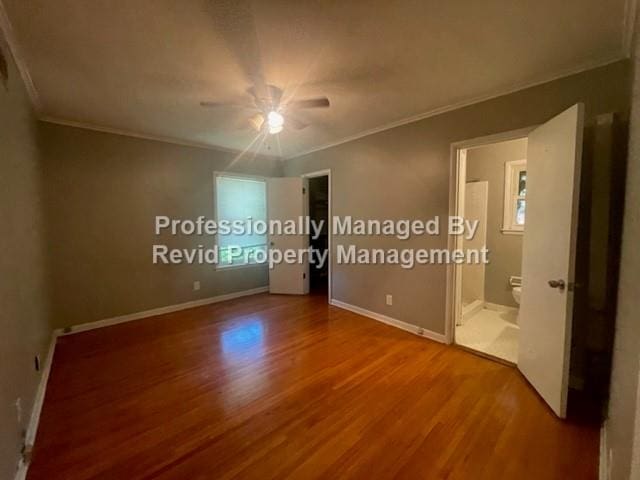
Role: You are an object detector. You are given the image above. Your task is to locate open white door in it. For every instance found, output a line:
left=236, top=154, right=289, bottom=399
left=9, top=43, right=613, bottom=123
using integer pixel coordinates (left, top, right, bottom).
left=518, top=103, right=584, bottom=418
left=267, top=178, right=310, bottom=295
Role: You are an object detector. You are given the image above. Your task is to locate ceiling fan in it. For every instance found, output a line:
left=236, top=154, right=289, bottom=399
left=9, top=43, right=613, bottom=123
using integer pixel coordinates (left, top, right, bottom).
left=200, top=84, right=330, bottom=134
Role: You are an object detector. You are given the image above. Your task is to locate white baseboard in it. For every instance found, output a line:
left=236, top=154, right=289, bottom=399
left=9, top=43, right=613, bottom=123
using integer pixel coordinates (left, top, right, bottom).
left=14, top=285, right=270, bottom=480
left=330, top=299, right=446, bottom=343
left=25, top=334, right=56, bottom=446
left=14, top=459, right=27, bottom=480
left=600, top=422, right=610, bottom=480
left=461, top=299, right=484, bottom=323
left=57, top=286, right=269, bottom=336
left=484, top=302, right=519, bottom=313
left=15, top=332, right=57, bottom=480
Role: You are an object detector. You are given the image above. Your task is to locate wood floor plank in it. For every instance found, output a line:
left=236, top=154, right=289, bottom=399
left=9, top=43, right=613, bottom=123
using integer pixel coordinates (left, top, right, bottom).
left=27, top=293, right=599, bottom=479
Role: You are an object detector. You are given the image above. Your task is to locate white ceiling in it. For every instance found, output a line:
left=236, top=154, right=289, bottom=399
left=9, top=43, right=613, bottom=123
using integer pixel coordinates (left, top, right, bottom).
left=1, top=0, right=632, bottom=158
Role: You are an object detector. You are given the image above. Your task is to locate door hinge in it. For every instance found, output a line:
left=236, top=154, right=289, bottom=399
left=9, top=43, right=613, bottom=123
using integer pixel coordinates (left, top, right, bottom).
left=303, top=187, right=306, bottom=194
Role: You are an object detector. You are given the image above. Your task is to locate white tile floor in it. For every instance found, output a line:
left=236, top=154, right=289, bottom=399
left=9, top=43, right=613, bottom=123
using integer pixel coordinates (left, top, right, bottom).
left=455, top=307, right=519, bottom=363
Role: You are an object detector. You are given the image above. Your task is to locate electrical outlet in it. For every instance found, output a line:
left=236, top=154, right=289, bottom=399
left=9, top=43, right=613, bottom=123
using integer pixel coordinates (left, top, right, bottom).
left=386, top=294, right=393, bottom=306
left=15, top=398, right=22, bottom=424
left=193, top=281, right=200, bottom=291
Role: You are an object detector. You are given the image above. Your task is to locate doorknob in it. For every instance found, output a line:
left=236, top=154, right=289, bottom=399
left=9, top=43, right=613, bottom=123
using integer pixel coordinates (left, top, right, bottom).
left=270, top=241, right=275, bottom=247
left=548, top=279, right=566, bottom=290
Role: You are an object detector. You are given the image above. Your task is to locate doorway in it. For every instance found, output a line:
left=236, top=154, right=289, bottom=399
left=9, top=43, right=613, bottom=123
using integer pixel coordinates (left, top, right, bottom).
left=447, top=104, right=585, bottom=418
left=453, top=137, right=528, bottom=364
left=302, top=170, right=332, bottom=302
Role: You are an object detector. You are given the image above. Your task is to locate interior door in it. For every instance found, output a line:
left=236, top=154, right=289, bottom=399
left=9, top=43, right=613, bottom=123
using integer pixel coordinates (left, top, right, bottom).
left=267, top=178, right=309, bottom=294
left=518, top=103, right=584, bottom=418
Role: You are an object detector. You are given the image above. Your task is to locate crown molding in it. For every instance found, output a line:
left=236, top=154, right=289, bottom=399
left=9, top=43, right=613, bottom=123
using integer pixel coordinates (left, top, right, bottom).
left=39, top=115, right=281, bottom=159
left=284, top=55, right=627, bottom=160
left=0, top=0, right=632, bottom=162
left=0, top=0, right=42, bottom=112
left=0, top=0, right=281, bottom=160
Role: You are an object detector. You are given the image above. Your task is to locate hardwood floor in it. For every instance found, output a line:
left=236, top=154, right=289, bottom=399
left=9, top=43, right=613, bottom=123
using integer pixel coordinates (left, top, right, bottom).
left=28, top=293, right=599, bottom=479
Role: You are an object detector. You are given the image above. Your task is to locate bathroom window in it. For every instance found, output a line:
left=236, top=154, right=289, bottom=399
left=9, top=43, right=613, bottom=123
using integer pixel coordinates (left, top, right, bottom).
left=502, top=159, right=527, bottom=234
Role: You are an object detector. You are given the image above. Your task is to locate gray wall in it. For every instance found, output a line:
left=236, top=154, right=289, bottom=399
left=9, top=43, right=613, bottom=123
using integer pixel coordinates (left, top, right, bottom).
left=606, top=10, right=640, bottom=480
left=284, top=61, right=630, bottom=335
left=0, top=38, right=51, bottom=479
left=466, top=138, right=527, bottom=307
left=39, top=123, right=282, bottom=329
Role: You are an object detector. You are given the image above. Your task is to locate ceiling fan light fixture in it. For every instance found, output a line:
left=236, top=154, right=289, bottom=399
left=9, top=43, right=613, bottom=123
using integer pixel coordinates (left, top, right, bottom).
left=267, top=110, right=284, bottom=134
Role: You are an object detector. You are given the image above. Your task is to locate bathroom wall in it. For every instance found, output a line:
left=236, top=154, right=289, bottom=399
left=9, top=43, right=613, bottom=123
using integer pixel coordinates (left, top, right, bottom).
left=461, top=181, right=488, bottom=305
left=466, top=138, right=527, bottom=307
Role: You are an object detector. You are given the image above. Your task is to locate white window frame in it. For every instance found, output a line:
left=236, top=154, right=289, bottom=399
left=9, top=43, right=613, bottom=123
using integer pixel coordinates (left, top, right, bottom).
left=213, top=172, right=268, bottom=270
left=502, top=159, right=526, bottom=234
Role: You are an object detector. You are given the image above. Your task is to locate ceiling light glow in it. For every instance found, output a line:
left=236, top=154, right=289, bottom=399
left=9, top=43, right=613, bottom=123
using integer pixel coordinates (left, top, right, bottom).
left=267, top=111, right=284, bottom=134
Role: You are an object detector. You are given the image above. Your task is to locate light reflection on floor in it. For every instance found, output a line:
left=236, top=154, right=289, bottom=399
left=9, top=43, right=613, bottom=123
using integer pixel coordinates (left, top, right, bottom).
left=219, top=319, right=267, bottom=407
left=221, top=319, right=265, bottom=360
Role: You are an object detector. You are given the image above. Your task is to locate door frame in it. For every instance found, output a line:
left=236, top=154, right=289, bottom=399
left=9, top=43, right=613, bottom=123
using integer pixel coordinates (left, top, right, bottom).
left=445, top=127, right=535, bottom=345
left=301, top=169, right=332, bottom=302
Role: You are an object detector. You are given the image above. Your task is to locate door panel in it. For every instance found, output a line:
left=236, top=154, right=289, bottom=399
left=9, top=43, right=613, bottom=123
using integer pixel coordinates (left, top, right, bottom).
left=267, top=178, right=309, bottom=295
left=518, top=104, right=584, bottom=418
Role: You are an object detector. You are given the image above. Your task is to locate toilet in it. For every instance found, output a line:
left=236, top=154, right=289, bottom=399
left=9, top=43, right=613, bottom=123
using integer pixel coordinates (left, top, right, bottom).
left=509, top=276, right=522, bottom=305
left=512, top=286, right=521, bottom=305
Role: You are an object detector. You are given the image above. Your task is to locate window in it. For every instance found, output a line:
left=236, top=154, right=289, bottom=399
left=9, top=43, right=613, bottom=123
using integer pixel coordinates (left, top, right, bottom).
left=502, top=159, right=526, bottom=234
left=215, top=174, right=267, bottom=267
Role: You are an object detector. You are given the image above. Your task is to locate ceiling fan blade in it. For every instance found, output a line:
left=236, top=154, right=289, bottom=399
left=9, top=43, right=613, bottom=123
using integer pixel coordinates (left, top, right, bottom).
left=247, top=85, right=267, bottom=110
left=200, top=100, right=255, bottom=110
left=248, top=112, right=265, bottom=132
left=247, top=84, right=284, bottom=110
left=287, top=116, right=309, bottom=130
left=287, top=97, right=330, bottom=109
left=267, top=84, right=283, bottom=108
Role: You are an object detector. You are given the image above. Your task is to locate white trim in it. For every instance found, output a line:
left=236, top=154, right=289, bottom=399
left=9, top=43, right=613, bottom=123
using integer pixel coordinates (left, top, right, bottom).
left=484, top=302, right=519, bottom=314
left=13, top=286, right=269, bottom=479
left=461, top=299, right=485, bottom=323
left=600, top=422, right=610, bottom=480
left=57, top=287, right=269, bottom=336
left=445, top=147, right=465, bottom=344
left=330, top=299, right=446, bottom=344
left=14, top=460, right=27, bottom=480
left=446, top=128, right=531, bottom=345
left=14, top=332, right=58, bottom=480
left=502, top=159, right=527, bottom=233
left=285, top=56, right=624, bottom=160
left=2, top=0, right=629, bottom=163
left=301, top=169, right=332, bottom=302
left=25, top=335, right=56, bottom=446
left=38, top=55, right=626, bottom=161
left=0, top=0, right=630, bottom=160
left=300, top=169, right=332, bottom=178
left=40, top=116, right=281, bottom=158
